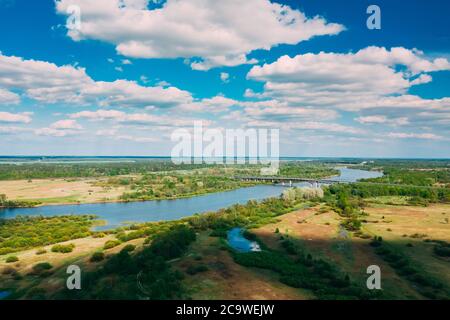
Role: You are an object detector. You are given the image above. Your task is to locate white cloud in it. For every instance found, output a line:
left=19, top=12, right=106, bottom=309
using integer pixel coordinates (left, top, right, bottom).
left=355, top=115, right=409, bottom=126
left=241, top=99, right=338, bottom=121
left=220, top=72, right=230, bottom=83
left=0, top=88, right=20, bottom=105
left=121, top=59, right=132, bottom=65
left=35, top=119, right=83, bottom=137
left=245, top=46, right=450, bottom=138
left=290, top=122, right=365, bottom=135
left=70, top=109, right=202, bottom=127
left=387, top=132, right=444, bottom=140
left=55, top=0, right=344, bottom=70
left=0, top=53, right=193, bottom=108
left=0, top=126, right=29, bottom=135
left=248, top=47, right=450, bottom=101
left=96, top=128, right=118, bottom=136
left=0, top=111, right=32, bottom=123
left=35, top=127, right=79, bottom=137
left=50, top=119, right=83, bottom=130
left=116, top=134, right=158, bottom=143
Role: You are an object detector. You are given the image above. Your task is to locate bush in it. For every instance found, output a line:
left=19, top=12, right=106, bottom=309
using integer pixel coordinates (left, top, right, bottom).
left=0, top=215, right=95, bottom=254
left=51, top=243, right=75, bottom=253
left=186, top=264, right=208, bottom=275
left=150, top=225, right=196, bottom=260
left=92, top=232, right=106, bottom=238
left=32, top=262, right=53, bottom=272
left=36, top=248, right=47, bottom=255
left=281, top=240, right=297, bottom=255
left=104, top=240, right=122, bottom=250
left=434, top=245, right=450, bottom=257
left=90, top=251, right=105, bottom=262
left=121, top=244, right=136, bottom=253
left=6, top=255, right=19, bottom=263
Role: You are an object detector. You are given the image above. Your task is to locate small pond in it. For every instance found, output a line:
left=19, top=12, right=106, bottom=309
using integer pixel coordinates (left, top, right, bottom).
left=227, top=227, right=261, bottom=253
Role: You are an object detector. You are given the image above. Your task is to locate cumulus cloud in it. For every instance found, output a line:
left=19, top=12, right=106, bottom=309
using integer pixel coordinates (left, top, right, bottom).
left=35, top=127, right=78, bottom=137
left=50, top=119, right=83, bottom=130
left=241, top=99, right=338, bottom=121
left=0, top=126, right=30, bottom=135
left=248, top=47, right=450, bottom=101
left=70, top=109, right=202, bottom=127
left=220, top=72, right=230, bottom=83
left=245, top=46, right=450, bottom=138
left=290, top=122, right=366, bottom=135
left=387, top=132, right=445, bottom=140
left=355, top=115, right=409, bottom=126
left=35, top=119, right=83, bottom=137
left=179, top=95, right=238, bottom=113
left=0, top=52, right=193, bottom=108
left=55, top=0, right=344, bottom=70
left=0, top=111, right=32, bottom=124
left=0, top=88, right=20, bottom=105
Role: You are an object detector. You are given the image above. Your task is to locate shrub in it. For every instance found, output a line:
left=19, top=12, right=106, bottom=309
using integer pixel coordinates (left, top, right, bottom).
left=51, top=243, right=75, bottom=253
left=150, top=225, right=196, bottom=260
left=186, top=264, right=208, bottom=275
left=281, top=240, right=297, bottom=255
left=434, top=245, right=450, bottom=257
left=36, top=248, right=47, bottom=255
left=6, top=255, right=19, bottom=263
left=32, top=262, right=53, bottom=272
left=104, top=240, right=122, bottom=250
left=121, top=244, right=136, bottom=253
left=90, top=251, right=105, bottom=262
left=92, top=232, right=106, bottom=238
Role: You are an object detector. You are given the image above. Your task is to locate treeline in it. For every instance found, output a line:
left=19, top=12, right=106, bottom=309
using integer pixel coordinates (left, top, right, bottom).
left=118, top=174, right=258, bottom=201
left=0, top=162, right=222, bottom=180
left=0, top=161, right=341, bottom=181
left=0, top=215, right=95, bottom=255
left=362, top=168, right=450, bottom=187
left=278, top=162, right=339, bottom=178
left=52, top=225, right=196, bottom=300
left=0, top=194, right=41, bottom=208
left=356, top=159, right=450, bottom=187
left=327, top=183, right=450, bottom=205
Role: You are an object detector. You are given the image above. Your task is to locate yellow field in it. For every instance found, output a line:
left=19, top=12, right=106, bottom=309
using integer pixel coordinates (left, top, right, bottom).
left=251, top=203, right=450, bottom=299
left=0, top=177, right=131, bottom=205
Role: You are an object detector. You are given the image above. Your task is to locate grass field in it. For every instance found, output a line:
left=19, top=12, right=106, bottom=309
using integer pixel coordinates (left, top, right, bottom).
left=0, top=177, right=130, bottom=205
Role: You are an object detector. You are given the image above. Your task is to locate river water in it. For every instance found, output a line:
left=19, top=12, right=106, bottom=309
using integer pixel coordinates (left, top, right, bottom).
left=0, top=168, right=382, bottom=230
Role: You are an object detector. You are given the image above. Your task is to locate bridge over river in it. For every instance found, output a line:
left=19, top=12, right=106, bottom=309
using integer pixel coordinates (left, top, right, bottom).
left=233, top=176, right=348, bottom=186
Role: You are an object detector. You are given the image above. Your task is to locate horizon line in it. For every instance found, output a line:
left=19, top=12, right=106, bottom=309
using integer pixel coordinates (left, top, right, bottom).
left=0, top=155, right=450, bottom=160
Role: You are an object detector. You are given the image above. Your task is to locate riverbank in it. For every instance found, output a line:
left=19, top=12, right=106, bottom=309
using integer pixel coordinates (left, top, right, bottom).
left=0, top=175, right=263, bottom=208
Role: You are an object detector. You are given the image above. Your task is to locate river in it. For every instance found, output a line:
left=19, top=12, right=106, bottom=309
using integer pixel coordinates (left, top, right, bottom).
left=0, top=167, right=382, bottom=230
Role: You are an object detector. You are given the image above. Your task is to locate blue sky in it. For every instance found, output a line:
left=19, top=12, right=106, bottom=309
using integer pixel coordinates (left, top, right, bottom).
left=0, top=0, right=449, bottom=157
